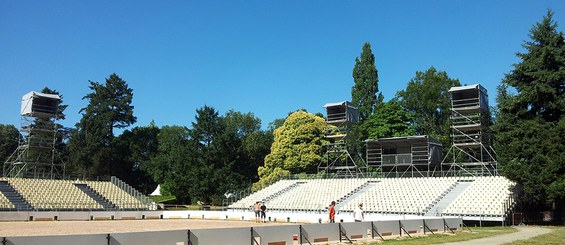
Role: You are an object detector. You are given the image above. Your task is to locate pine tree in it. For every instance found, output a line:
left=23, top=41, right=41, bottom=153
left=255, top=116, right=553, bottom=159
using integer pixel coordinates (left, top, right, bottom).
left=495, top=10, right=565, bottom=211
left=352, top=42, right=383, bottom=122
left=68, top=73, right=136, bottom=177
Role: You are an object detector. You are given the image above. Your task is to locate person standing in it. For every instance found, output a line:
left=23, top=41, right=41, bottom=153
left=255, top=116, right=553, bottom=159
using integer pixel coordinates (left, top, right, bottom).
left=353, top=203, right=364, bottom=222
left=328, top=201, right=336, bottom=223
left=260, top=202, right=267, bottom=222
left=254, top=202, right=261, bottom=222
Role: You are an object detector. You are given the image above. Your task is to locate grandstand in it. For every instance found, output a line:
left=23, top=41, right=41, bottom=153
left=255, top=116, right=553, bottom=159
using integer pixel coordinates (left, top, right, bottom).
left=228, top=176, right=517, bottom=222
left=0, top=177, right=151, bottom=211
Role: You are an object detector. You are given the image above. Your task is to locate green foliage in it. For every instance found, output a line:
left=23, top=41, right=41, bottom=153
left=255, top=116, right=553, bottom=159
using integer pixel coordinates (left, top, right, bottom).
left=67, top=73, right=136, bottom=177
left=396, top=66, right=460, bottom=146
left=113, top=123, right=159, bottom=194
left=360, top=99, right=416, bottom=140
left=39, top=87, right=69, bottom=169
left=145, top=125, right=194, bottom=203
left=0, top=124, right=19, bottom=164
left=494, top=10, right=565, bottom=211
left=144, top=107, right=271, bottom=205
left=352, top=42, right=383, bottom=122
left=255, top=111, right=326, bottom=190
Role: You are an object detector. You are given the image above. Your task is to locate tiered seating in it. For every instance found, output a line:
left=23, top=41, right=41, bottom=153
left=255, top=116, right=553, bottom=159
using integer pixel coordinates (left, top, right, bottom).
left=9, top=178, right=103, bottom=210
left=229, top=179, right=298, bottom=209
left=232, top=176, right=516, bottom=217
left=0, top=191, right=15, bottom=210
left=341, top=177, right=456, bottom=214
left=84, top=181, right=146, bottom=210
left=443, top=176, right=515, bottom=216
left=266, top=179, right=371, bottom=211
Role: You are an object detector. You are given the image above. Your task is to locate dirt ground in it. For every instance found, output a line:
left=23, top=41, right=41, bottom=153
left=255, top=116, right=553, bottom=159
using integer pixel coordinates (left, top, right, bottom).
left=0, top=219, right=290, bottom=237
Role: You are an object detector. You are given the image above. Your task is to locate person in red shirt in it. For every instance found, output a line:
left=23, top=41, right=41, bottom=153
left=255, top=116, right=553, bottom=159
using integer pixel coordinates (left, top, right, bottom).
left=329, top=201, right=336, bottom=223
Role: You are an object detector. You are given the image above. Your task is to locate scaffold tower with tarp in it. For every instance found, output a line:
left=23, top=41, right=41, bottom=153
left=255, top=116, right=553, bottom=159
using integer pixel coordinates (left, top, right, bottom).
left=318, top=101, right=366, bottom=177
left=3, top=91, right=64, bottom=179
left=442, top=84, right=497, bottom=176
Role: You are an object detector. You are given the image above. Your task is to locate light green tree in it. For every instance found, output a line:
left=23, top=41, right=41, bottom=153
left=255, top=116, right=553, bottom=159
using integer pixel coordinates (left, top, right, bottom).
left=254, top=111, right=327, bottom=190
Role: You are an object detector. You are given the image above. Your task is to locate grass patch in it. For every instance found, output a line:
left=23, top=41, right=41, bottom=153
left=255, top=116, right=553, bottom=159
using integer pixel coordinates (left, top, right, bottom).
left=362, top=226, right=517, bottom=245
left=149, top=195, right=176, bottom=203
left=502, top=226, right=565, bottom=245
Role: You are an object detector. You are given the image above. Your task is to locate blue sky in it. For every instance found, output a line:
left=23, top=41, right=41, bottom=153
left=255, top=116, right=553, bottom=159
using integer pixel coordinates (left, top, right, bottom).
left=1, top=1, right=563, bottom=130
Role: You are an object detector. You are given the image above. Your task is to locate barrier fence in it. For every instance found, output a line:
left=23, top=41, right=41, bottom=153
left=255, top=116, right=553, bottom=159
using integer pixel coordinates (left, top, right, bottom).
left=2, top=217, right=462, bottom=245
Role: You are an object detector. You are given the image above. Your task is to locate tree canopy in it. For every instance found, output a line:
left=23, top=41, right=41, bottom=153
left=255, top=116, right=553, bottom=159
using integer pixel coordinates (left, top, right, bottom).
left=359, top=99, right=416, bottom=140
left=254, top=110, right=326, bottom=190
left=67, top=73, right=136, bottom=177
left=0, top=124, right=19, bottom=164
left=352, top=42, right=383, bottom=122
left=396, top=67, right=460, bottom=145
left=494, top=10, right=565, bottom=211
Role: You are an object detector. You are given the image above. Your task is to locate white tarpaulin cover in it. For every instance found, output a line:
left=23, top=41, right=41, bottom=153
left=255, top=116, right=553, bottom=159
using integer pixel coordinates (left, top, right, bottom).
left=20, top=91, right=61, bottom=116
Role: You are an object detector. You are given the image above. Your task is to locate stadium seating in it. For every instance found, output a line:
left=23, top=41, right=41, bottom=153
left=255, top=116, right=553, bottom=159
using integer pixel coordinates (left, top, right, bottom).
left=0, top=191, right=15, bottom=210
left=228, top=176, right=517, bottom=218
left=229, top=179, right=299, bottom=209
left=83, top=181, right=147, bottom=210
left=340, top=177, right=457, bottom=214
left=442, top=176, right=515, bottom=217
left=0, top=177, right=149, bottom=211
left=9, top=178, right=103, bottom=210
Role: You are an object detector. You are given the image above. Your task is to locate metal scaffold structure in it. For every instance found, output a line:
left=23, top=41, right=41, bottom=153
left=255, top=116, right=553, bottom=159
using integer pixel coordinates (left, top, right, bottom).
left=318, top=101, right=366, bottom=177
left=442, top=84, right=497, bottom=176
left=366, top=135, right=443, bottom=178
left=3, top=91, right=64, bottom=179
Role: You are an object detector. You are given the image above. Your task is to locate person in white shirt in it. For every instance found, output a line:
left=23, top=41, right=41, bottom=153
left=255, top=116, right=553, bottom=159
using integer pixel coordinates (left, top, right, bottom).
left=353, top=203, right=364, bottom=222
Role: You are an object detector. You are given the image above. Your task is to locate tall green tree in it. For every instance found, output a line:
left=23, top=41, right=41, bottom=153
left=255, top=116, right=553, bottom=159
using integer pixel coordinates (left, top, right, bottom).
left=255, top=110, right=326, bottom=190
left=396, top=67, right=460, bottom=146
left=113, top=122, right=160, bottom=194
left=0, top=124, right=19, bottom=164
left=224, top=110, right=271, bottom=184
left=359, top=99, right=416, bottom=140
left=68, top=73, right=136, bottom=177
left=146, top=125, right=194, bottom=203
left=494, top=10, right=565, bottom=212
left=352, top=42, right=383, bottom=122
left=189, top=106, right=244, bottom=204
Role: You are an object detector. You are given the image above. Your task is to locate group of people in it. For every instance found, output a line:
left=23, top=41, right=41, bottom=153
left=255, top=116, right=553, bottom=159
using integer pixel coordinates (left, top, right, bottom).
left=251, top=200, right=364, bottom=223
left=253, top=201, right=267, bottom=222
left=329, top=201, right=364, bottom=223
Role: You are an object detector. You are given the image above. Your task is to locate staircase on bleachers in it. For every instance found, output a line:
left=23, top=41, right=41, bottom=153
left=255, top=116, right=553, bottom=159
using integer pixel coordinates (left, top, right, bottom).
left=74, top=183, right=117, bottom=210
left=0, top=181, right=33, bottom=211
left=263, top=181, right=303, bottom=203
left=425, top=181, right=471, bottom=216
left=335, top=181, right=377, bottom=211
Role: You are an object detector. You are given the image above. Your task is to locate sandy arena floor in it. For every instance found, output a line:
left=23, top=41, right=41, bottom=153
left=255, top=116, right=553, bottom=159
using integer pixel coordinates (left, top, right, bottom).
left=0, top=219, right=290, bottom=237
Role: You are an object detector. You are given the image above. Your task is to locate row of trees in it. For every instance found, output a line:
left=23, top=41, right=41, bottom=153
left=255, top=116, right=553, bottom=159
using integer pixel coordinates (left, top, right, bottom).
left=0, top=11, right=562, bottom=212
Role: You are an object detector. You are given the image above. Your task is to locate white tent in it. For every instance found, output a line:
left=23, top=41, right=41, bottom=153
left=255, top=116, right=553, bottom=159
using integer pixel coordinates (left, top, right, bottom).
left=149, top=184, right=161, bottom=196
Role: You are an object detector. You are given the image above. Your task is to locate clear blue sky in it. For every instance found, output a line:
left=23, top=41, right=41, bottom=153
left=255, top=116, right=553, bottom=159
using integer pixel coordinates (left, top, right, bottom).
left=1, top=1, right=563, bottom=130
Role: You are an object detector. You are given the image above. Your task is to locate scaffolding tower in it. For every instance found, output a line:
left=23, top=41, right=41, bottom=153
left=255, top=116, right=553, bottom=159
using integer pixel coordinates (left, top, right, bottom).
left=318, top=101, right=366, bottom=177
left=3, top=91, right=63, bottom=179
left=442, top=84, right=497, bottom=176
